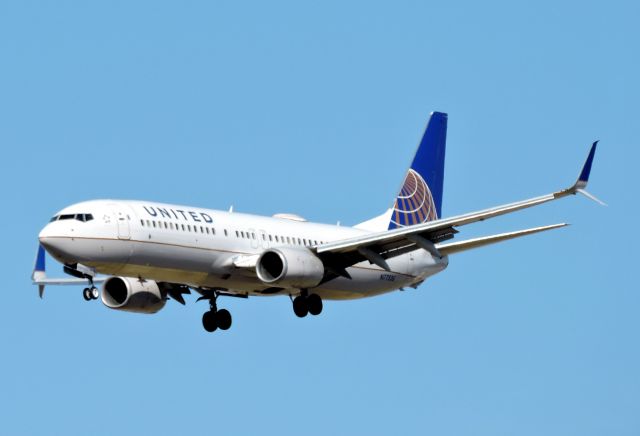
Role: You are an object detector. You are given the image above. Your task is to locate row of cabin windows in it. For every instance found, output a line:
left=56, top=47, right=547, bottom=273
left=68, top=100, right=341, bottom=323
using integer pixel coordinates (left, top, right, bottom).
left=141, top=219, right=220, bottom=235
left=233, top=230, right=322, bottom=246
left=140, top=219, right=325, bottom=246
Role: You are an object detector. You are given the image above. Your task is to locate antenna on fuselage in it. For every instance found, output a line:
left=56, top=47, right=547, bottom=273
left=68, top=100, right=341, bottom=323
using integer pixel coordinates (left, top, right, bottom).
left=229, top=205, right=234, bottom=213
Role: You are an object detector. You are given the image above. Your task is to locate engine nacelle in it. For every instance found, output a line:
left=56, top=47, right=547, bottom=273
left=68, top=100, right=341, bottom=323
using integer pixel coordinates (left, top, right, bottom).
left=101, top=277, right=166, bottom=314
left=256, top=247, right=324, bottom=289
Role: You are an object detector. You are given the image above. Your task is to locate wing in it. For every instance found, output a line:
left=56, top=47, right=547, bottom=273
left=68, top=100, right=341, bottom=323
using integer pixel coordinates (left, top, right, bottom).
left=315, top=142, right=601, bottom=281
left=31, top=244, right=106, bottom=298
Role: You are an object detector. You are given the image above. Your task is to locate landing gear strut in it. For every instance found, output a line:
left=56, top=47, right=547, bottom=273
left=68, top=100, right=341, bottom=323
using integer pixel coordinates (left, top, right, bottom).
left=200, top=294, right=233, bottom=333
left=292, top=292, right=323, bottom=318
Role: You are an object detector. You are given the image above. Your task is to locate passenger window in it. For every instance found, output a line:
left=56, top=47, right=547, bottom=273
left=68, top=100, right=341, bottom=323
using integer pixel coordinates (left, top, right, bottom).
left=252, top=232, right=256, bottom=239
left=206, top=228, right=209, bottom=234
left=224, top=229, right=228, bottom=236
left=164, top=222, right=168, bottom=229
left=212, top=228, right=216, bottom=235
left=188, top=225, right=191, bottom=232
left=269, top=235, right=273, bottom=241
left=153, top=221, right=157, bottom=228
left=182, top=224, right=185, bottom=231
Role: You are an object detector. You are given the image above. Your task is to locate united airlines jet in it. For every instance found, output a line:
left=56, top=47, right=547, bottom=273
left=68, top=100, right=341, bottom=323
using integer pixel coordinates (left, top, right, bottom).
left=33, top=112, right=602, bottom=333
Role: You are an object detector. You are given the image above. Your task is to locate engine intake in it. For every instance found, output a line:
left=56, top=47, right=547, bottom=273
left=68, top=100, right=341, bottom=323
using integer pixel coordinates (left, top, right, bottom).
left=256, top=247, right=324, bottom=288
left=102, top=277, right=166, bottom=314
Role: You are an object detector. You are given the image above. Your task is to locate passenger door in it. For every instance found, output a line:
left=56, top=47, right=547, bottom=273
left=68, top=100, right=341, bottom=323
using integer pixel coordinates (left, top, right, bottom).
left=109, top=204, right=131, bottom=240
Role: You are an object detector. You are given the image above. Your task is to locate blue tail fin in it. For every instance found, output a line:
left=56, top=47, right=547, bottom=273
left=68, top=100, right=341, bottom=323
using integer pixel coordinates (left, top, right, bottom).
left=388, top=111, right=448, bottom=229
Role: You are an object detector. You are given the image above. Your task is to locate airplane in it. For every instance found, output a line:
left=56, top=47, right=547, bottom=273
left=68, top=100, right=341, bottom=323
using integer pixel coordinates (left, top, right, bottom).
left=33, top=112, right=602, bottom=333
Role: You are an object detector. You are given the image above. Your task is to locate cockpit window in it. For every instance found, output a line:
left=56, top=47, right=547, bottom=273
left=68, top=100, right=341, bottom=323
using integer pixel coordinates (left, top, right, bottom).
left=49, top=213, right=94, bottom=222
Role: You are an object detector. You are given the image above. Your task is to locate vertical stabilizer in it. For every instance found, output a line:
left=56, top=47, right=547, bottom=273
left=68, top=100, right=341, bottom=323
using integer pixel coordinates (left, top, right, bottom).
left=388, top=111, right=448, bottom=229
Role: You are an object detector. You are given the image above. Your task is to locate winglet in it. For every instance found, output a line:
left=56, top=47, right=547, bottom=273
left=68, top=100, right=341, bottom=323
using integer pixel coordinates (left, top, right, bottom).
left=32, top=244, right=46, bottom=298
left=576, top=141, right=598, bottom=189
left=570, top=141, right=605, bottom=205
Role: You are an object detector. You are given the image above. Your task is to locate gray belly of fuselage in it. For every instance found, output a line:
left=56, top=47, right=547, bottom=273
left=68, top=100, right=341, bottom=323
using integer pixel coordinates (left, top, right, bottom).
left=53, top=237, right=448, bottom=300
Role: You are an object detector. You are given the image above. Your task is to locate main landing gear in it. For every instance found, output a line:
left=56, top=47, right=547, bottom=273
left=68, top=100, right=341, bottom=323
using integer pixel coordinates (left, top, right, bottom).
left=201, top=296, right=232, bottom=333
left=292, top=292, right=323, bottom=318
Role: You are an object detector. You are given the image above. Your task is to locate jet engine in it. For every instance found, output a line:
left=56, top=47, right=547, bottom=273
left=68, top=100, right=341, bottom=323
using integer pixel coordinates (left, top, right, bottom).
left=256, top=247, right=324, bottom=288
left=101, top=277, right=166, bottom=314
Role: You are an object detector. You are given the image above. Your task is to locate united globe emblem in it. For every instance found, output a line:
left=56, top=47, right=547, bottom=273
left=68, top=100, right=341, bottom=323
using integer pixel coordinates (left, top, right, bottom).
left=390, top=169, right=438, bottom=228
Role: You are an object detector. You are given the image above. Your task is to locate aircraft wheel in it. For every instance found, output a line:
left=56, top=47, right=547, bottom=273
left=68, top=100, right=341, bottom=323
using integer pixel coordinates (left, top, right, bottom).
left=82, top=288, right=92, bottom=301
left=90, top=287, right=99, bottom=300
left=216, top=309, right=232, bottom=330
left=293, top=296, right=308, bottom=318
left=202, top=311, right=217, bottom=332
left=307, top=293, right=323, bottom=316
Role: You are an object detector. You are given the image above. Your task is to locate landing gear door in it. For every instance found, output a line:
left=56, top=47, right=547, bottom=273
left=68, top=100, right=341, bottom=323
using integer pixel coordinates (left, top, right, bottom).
left=109, top=204, right=131, bottom=240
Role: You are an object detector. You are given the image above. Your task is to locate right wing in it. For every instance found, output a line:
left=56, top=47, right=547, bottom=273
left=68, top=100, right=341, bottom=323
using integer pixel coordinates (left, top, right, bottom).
left=315, top=142, right=601, bottom=280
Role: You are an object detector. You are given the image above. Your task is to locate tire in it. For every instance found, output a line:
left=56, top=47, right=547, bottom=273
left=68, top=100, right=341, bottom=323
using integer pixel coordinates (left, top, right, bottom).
left=293, top=296, right=308, bottom=318
left=216, top=309, right=232, bottom=331
left=90, top=287, right=99, bottom=300
left=307, top=293, right=323, bottom=316
left=202, top=311, right=217, bottom=332
left=82, top=288, right=91, bottom=301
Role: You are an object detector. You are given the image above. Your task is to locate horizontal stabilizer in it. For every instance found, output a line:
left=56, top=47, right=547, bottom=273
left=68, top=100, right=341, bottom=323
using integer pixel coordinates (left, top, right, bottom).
left=435, top=223, right=568, bottom=256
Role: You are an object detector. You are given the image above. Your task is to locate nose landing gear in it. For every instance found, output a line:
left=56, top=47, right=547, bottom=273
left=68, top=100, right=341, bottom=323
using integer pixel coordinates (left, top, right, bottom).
left=82, top=286, right=99, bottom=301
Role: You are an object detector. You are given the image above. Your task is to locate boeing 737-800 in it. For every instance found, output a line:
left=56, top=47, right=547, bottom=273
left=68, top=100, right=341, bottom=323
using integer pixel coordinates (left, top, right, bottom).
left=33, top=112, right=601, bottom=333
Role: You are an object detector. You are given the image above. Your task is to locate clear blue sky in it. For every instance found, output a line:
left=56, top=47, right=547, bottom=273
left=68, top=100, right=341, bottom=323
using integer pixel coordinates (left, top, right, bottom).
left=1, top=1, right=637, bottom=435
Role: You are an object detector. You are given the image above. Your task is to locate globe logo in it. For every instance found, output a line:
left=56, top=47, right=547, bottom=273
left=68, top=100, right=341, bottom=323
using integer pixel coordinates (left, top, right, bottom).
left=390, top=169, right=437, bottom=228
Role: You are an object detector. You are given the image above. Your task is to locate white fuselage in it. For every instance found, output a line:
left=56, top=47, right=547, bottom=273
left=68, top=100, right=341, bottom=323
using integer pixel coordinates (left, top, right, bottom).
left=38, top=200, right=449, bottom=300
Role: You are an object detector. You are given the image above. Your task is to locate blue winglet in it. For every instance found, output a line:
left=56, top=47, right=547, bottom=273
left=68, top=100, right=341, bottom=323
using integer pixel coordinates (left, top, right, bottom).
left=578, top=140, right=598, bottom=185
left=33, top=244, right=47, bottom=298
left=35, top=244, right=46, bottom=272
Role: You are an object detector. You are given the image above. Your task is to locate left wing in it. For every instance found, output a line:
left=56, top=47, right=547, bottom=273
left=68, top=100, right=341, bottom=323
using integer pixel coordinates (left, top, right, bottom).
left=32, top=244, right=106, bottom=298
left=315, top=143, right=601, bottom=280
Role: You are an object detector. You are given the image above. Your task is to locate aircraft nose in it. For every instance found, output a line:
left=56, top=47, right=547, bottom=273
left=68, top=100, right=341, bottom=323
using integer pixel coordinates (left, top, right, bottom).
left=38, top=223, right=72, bottom=261
left=38, top=223, right=53, bottom=246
